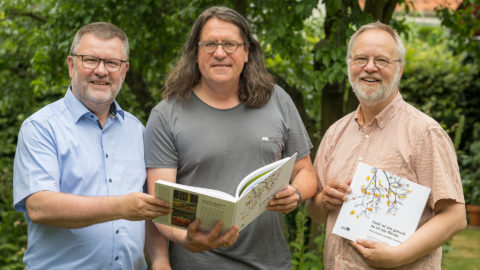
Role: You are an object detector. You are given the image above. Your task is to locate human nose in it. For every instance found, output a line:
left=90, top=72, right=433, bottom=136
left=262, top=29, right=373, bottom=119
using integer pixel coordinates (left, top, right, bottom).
left=213, top=43, right=227, bottom=57
left=363, top=57, right=379, bottom=72
left=94, top=59, right=109, bottom=74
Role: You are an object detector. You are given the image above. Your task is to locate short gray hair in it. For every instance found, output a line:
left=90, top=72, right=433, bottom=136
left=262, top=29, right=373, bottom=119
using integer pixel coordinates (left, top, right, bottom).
left=70, top=22, right=129, bottom=59
left=346, top=21, right=405, bottom=64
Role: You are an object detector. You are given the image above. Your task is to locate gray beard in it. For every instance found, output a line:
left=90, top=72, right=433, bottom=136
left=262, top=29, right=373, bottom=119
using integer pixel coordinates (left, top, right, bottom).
left=349, top=67, right=400, bottom=107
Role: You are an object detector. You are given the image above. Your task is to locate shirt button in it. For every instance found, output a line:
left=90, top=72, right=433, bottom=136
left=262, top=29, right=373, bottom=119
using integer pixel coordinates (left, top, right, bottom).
left=105, top=154, right=109, bottom=158
left=358, top=156, right=363, bottom=161
left=116, top=229, right=119, bottom=234
left=115, top=256, right=118, bottom=261
left=109, top=179, right=112, bottom=183
left=365, top=134, right=369, bottom=139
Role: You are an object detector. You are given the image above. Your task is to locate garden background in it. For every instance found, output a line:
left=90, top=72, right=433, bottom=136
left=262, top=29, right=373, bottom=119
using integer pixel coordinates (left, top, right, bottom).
left=1, top=0, right=479, bottom=269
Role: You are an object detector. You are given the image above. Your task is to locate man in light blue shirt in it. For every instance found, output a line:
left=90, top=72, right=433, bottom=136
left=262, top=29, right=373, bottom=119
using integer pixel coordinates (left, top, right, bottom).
left=13, top=22, right=171, bottom=269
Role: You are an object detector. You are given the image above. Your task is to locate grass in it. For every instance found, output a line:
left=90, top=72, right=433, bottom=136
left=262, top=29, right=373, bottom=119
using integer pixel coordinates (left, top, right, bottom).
left=442, top=226, right=480, bottom=270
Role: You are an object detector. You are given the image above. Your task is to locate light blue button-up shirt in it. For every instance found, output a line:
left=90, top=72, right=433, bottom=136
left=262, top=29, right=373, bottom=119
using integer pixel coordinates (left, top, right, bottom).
left=13, top=88, right=147, bottom=270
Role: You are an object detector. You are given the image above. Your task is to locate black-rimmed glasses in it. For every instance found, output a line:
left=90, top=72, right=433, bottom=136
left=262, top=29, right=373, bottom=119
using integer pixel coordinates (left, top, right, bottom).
left=351, top=56, right=401, bottom=70
left=71, top=54, right=128, bottom=72
left=198, top=40, right=244, bottom=54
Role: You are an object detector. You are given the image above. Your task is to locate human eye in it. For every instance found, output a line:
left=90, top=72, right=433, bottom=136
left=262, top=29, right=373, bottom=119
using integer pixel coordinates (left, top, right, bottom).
left=203, top=41, right=217, bottom=48
left=223, top=40, right=237, bottom=49
left=83, top=56, right=99, bottom=64
left=353, top=56, right=368, bottom=65
left=375, top=57, right=389, bottom=65
left=105, top=59, right=121, bottom=68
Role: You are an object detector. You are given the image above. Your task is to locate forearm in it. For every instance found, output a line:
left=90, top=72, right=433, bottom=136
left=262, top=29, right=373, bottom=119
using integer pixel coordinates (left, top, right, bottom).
left=26, top=191, right=123, bottom=228
left=396, top=201, right=466, bottom=265
left=305, top=192, right=329, bottom=223
left=145, top=220, right=171, bottom=269
left=290, top=155, right=317, bottom=202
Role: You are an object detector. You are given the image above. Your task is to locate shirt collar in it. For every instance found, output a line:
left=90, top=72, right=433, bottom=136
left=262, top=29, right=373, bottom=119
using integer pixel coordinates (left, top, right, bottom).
left=64, top=86, right=125, bottom=123
left=355, top=91, right=403, bottom=129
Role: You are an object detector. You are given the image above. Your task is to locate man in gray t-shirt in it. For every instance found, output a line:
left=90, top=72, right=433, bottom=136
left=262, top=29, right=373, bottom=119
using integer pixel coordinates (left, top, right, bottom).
left=145, top=6, right=318, bottom=270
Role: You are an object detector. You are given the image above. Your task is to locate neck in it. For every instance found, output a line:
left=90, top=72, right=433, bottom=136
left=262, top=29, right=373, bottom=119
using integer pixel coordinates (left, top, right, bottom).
left=71, top=89, right=111, bottom=127
left=194, top=80, right=240, bottom=109
left=360, top=91, right=397, bottom=125
left=88, top=103, right=111, bottom=127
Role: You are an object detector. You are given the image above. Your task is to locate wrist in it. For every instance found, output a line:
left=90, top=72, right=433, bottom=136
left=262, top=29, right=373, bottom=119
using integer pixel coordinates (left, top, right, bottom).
left=290, top=184, right=302, bottom=208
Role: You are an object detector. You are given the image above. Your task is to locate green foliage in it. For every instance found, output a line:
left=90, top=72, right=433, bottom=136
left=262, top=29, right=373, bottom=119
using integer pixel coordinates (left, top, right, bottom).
left=401, top=24, right=480, bottom=207
left=1, top=1, right=479, bottom=268
left=286, top=207, right=324, bottom=270
left=459, top=135, right=480, bottom=206
left=401, top=25, right=475, bottom=139
left=436, top=1, right=480, bottom=69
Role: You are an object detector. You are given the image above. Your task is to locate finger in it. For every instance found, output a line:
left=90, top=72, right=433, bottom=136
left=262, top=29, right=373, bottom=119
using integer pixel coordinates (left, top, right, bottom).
left=149, top=208, right=173, bottom=218
left=327, top=182, right=352, bottom=194
left=224, top=232, right=239, bottom=247
left=324, top=186, right=349, bottom=201
left=267, top=201, right=297, bottom=212
left=356, top=238, right=375, bottom=248
left=144, top=194, right=171, bottom=207
left=206, top=220, right=223, bottom=242
left=269, top=194, right=296, bottom=206
left=321, top=192, right=345, bottom=207
left=222, top=226, right=239, bottom=245
left=274, top=185, right=294, bottom=199
left=187, top=219, right=200, bottom=238
left=350, top=241, right=366, bottom=255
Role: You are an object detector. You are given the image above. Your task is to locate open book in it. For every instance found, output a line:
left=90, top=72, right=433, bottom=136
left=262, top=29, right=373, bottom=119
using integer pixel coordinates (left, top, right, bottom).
left=153, top=153, right=297, bottom=233
left=332, top=162, right=431, bottom=246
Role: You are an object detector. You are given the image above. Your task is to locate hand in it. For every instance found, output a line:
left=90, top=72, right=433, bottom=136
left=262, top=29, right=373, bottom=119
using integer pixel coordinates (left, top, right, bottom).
left=318, top=181, right=351, bottom=211
left=119, top=192, right=171, bottom=221
left=267, top=185, right=299, bottom=214
left=183, top=219, right=239, bottom=252
left=351, top=239, right=402, bottom=268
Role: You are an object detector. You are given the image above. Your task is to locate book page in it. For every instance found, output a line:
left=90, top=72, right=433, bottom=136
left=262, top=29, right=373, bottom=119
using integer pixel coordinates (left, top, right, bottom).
left=235, top=153, right=297, bottom=199
left=233, top=153, right=297, bottom=231
left=154, top=180, right=236, bottom=233
left=332, top=163, right=431, bottom=246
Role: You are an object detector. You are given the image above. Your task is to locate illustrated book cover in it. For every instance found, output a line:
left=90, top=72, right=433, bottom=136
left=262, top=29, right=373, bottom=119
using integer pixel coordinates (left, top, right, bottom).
left=153, top=153, right=297, bottom=233
left=332, top=162, right=431, bottom=246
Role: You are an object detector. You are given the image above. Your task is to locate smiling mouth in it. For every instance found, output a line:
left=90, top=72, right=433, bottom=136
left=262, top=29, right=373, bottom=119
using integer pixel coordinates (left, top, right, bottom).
left=91, top=81, right=109, bottom=85
left=362, top=77, right=380, bottom=83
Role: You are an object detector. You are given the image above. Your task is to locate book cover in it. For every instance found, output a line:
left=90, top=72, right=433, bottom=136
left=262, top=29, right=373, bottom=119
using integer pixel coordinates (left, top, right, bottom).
left=153, top=153, right=297, bottom=233
left=332, top=162, right=431, bottom=246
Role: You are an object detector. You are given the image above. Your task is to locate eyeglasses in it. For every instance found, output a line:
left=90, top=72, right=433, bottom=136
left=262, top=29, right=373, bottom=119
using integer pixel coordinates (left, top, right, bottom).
left=351, top=56, right=401, bottom=70
left=71, top=54, right=128, bottom=72
left=198, top=40, right=244, bottom=54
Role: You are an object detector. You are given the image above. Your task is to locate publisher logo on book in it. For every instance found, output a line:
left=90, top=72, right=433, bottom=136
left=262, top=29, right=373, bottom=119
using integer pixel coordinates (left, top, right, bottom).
left=341, top=226, right=350, bottom=231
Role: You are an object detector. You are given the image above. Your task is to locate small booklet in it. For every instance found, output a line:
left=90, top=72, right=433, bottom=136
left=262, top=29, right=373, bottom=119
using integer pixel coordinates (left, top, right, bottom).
left=332, top=162, right=431, bottom=246
left=153, top=153, right=297, bottom=233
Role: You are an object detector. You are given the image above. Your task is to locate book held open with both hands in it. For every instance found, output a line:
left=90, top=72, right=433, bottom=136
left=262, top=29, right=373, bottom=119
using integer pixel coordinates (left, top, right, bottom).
left=332, top=162, right=431, bottom=246
left=153, top=153, right=297, bottom=233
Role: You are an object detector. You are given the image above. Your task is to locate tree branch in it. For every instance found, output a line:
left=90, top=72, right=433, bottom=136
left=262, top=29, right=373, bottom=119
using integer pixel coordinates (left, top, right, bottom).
left=2, top=10, right=47, bottom=23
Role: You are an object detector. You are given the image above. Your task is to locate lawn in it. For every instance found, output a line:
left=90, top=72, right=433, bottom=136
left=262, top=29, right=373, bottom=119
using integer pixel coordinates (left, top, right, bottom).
left=442, top=226, right=480, bottom=270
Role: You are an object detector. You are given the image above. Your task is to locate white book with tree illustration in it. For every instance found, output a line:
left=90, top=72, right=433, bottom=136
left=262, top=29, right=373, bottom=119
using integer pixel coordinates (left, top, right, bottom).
left=332, top=162, right=431, bottom=246
left=153, top=153, right=297, bottom=233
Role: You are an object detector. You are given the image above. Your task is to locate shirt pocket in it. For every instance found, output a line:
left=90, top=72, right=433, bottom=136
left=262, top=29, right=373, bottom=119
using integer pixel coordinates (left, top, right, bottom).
left=258, top=135, right=284, bottom=164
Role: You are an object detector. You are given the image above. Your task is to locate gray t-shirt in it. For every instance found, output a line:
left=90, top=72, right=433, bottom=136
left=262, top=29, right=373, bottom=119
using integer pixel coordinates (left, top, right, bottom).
left=145, top=84, right=312, bottom=270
